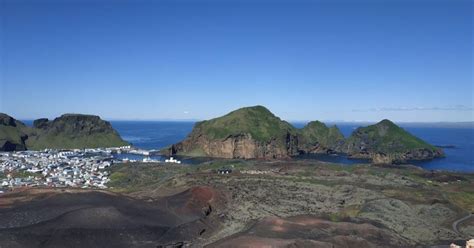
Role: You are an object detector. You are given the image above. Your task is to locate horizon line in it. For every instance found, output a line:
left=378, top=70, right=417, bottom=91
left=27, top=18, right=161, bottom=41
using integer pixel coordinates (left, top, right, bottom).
left=17, top=118, right=474, bottom=124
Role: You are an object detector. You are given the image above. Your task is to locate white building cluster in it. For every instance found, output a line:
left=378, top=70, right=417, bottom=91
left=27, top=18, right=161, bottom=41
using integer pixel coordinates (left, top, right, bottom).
left=0, top=148, right=125, bottom=190
left=165, top=157, right=181, bottom=164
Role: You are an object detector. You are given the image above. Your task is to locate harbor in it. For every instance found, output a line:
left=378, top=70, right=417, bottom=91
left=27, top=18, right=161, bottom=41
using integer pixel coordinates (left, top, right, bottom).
left=0, top=146, right=181, bottom=190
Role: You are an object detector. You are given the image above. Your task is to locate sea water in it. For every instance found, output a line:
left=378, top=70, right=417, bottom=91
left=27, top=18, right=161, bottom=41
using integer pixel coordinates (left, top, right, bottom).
left=110, top=121, right=474, bottom=172
left=20, top=120, right=474, bottom=172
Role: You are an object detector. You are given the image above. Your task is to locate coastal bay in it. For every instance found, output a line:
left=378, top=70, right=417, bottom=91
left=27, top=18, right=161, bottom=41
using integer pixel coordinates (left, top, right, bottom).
left=97, top=120, right=474, bottom=172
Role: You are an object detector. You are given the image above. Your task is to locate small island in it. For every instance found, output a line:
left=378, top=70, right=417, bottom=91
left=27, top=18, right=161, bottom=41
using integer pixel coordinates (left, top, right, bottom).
left=166, top=105, right=444, bottom=164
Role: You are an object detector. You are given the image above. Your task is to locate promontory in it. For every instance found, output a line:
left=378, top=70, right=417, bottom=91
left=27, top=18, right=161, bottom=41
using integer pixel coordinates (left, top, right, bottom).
left=166, top=106, right=444, bottom=164
left=343, top=119, right=444, bottom=164
left=0, top=113, right=128, bottom=151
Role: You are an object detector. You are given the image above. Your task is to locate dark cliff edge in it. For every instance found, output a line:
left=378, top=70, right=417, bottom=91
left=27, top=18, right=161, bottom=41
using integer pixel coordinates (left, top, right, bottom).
left=166, top=106, right=300, bottom=159
left=0, top=113, right=30, bottom=151
left=0, top=113, right=129, bottom=151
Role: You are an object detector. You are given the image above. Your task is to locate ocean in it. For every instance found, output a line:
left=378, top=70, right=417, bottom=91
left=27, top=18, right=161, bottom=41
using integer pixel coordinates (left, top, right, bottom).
left=110, top=121, right=474, bottom=173
left=20, top=120, right=474, bottom=172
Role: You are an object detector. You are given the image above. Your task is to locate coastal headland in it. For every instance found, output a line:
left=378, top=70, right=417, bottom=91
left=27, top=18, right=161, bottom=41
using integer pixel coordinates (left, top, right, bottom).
left=0, top=107, right=471, bottom=248
left=166, top=106, right=444, bottom=164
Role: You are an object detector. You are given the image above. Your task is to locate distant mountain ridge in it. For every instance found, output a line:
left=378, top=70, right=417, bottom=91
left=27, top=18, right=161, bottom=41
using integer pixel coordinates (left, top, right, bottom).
left=167, top=106, right=444, bottom=164
left=0, top=113, right=128, bottom=151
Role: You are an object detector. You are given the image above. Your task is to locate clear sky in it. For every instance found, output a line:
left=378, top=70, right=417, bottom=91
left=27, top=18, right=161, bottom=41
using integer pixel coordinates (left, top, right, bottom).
left=1, top=0, right=473, bottom=122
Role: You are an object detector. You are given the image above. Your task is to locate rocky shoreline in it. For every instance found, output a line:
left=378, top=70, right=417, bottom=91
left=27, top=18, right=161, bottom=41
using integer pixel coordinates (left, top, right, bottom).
left=167, top=106, right=444, bottom=164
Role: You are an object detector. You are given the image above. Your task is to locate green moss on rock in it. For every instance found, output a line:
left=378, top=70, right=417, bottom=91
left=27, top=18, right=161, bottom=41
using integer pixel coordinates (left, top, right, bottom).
left=0, top=113, right=128, bottom=151
left=298, top=121, right=345, bottom=152
left=0, top=114, right=29, bottom=151
left=26, top=114, right=129, bottom=150
left=196, top=105, right=298, bottom=142
left=344, top=119, right=443, bottom=163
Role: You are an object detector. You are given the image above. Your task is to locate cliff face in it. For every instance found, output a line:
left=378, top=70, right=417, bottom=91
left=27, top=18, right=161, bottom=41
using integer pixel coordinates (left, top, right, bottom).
left=168, top=107, right=444, bottom=164
left=298, top=121, right=345, bottom=154
left=0, top=113, right=128, bottom=151
left=167, top=106, right=346, bottom=159
left=26, top=114, right=129, bottom=150
left=168, top=106, right=299, bottom=159
left=171, top=133, right=299, bottom=159
left=343, top=119, right=444, bottom=164
left=0, top=114, right=30, bottom=151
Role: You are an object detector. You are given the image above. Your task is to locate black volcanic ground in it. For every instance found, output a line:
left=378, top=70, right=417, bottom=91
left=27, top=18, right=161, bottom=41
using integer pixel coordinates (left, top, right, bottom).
left=0, top=188, right=218, bottom=248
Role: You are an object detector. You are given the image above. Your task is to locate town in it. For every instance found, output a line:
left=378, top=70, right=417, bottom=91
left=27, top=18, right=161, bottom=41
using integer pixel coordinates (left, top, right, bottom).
left=0, top=146, right=180, bottom=191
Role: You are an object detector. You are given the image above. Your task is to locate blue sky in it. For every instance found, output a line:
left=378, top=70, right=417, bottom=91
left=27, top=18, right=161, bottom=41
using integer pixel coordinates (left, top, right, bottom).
left=1, top=0, right=473, bottom=122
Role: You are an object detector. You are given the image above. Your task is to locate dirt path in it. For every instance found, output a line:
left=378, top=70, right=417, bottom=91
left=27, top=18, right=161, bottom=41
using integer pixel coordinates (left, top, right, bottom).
left=452, top=212, right=473, bottom=235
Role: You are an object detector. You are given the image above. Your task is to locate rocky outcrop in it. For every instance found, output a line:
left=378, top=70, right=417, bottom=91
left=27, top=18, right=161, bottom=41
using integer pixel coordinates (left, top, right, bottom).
left=167, top=106, right=344, bottom=159
left=170, top=133, right=299, bottom=159
left=0, top=113, right=128, bottom=151
left=168, top=106, right=300, bottom=159
left=168, top=107, right=444, bottom=164
left=370, top=148, right=444, bottom=165
left=26, top=114, right=129, bottom=150
left=298, top=121, right=345, bottom=154
left=344, top=119, right=444, bottom=164
left=33, top=118, right=49, bottom=129
left=0, top=113, right=29, bottom=151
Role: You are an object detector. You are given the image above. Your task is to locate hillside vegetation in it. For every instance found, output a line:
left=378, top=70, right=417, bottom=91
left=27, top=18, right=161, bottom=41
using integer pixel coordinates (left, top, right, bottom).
left=195, top=106, right=298, bottom=142
left=169, top=106, right=443, bottom=163
left=344, top=119, right=438, bottom=153
left=0, top=113, right=128, bottom=151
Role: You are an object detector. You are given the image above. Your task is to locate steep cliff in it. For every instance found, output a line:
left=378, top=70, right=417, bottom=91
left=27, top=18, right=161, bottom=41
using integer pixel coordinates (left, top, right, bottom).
left=168, top=106, right=300, bottom=159
left=168, top=107, right=444, bottom=164
left=0, top=113, right=30, bottom=151
left=298, top=121, right=345, bottom=154
left=343, top=119, right=444, bottom=164
left=25, top=114, right=128, bottom=150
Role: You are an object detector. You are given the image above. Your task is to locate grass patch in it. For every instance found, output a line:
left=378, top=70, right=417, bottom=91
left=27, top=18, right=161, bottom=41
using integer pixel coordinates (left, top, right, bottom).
left=11, top=171, right=38, bottom=178
left=447, top=191, right=474, bottom=212
left=196, top=106, right=297, bottom=142
left=328, top=205, right=361, bottom=222
left=345, top=119, right=437, bottom=153
left=106, top=160, right=251, bottom=192
left=179, top=148, right=207, bottom=157
left=107, top=163, right=177, bottom=192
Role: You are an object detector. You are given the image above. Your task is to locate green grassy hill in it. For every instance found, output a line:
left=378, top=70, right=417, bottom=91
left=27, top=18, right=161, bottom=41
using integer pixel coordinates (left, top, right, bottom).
left=194, top=105, right=298, bottom=142
left=26, top=114, right=129, bottom=150
left=298, top=121, right=345, bottom=152
left=0, top=114, right=29, bottom=151
left=170, top=107, right=443, bottom=162
left=169, top=106, right=348, bottom=158
left=0, top=113, right=128, bottom=151
left=344, top=119, right=439, bottom=154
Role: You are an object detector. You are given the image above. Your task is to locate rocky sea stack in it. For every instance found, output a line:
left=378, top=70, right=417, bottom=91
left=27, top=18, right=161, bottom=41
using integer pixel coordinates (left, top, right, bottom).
left=167, top=106, right=444, bottom=164
left=0, top=113, right=128, bottom=151
left=167, top=106, right=344, bottom=159
left=343, top=119, right=444, bottom=164
left=168, top=106, right=300, bottom=159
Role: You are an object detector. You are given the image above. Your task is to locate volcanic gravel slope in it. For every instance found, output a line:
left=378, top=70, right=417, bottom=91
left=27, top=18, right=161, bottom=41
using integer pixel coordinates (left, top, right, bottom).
left=207, top=215, right=410, bottom=248
left=0, top=187, right=220, bottom=248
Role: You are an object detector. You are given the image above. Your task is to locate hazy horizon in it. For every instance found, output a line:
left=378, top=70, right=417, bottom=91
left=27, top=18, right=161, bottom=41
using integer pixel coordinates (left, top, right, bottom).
left=2, top=0, right=473, bottom=122
left=17, top=113, right=474, bottom=125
